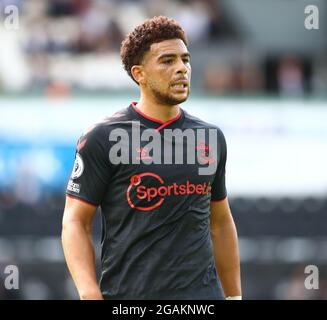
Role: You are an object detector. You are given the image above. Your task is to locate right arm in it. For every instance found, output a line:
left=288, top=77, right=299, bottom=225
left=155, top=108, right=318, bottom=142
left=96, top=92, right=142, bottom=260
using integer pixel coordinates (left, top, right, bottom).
left=63, top=125, right=110, bottom=299
left=61, top=196, right=103, bottom=300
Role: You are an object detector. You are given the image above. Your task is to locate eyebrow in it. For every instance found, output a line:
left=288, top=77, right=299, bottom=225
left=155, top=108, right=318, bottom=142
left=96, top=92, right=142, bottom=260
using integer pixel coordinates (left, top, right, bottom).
left=157, top=53, right=191, bottom=60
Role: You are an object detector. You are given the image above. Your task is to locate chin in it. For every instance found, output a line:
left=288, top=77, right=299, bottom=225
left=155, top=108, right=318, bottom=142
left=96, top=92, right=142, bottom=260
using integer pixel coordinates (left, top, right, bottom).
left=153, top=88, right=190, bottom=105
left=176, top=96, right=188, bottom=103
left=174, top=94, right=189, bottom=104
left=170, top=91, right=190, bottom=103
left=163, top=97, right=187, bottom=105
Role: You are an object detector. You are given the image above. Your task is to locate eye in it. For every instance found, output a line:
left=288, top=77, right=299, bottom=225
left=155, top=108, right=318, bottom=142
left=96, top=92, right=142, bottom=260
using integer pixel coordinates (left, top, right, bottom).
left=162, top=59, right=173, bottom=64
left=183, top=56, right=191, bottom=63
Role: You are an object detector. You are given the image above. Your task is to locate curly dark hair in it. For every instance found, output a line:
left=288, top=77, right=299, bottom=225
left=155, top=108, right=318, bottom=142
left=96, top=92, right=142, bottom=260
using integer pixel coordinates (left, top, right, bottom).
left=120, top=16, right=188, bottom=84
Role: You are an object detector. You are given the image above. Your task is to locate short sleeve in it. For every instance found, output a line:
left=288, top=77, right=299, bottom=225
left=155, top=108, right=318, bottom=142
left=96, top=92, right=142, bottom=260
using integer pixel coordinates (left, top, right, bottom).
left=210, top=129, right=227, bottom=201
left=66, top=125, right=112, bottom=206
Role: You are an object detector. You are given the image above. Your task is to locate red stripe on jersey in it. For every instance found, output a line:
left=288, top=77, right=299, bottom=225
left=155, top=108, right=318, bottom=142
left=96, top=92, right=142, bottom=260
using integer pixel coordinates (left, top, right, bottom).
left=66, top=194, right=98, bottom=207
left=210, top=196, right=227, bottom=202
left=131, top=101, right=181, bottom=129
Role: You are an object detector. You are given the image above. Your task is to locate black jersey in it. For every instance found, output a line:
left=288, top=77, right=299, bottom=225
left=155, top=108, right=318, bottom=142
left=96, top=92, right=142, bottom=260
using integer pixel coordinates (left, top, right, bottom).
left=66, top=102, right=227, bottom=300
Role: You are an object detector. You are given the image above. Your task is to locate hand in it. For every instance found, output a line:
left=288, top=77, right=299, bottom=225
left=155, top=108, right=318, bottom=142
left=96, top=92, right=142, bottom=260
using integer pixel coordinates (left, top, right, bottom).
left=225, top=296, right=242, bottom=300
left=79, top=288, right=104, bottom=300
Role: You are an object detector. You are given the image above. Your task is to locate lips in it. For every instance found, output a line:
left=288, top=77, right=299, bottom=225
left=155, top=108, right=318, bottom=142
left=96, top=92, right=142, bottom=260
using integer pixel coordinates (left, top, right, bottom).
left=171, top=79, right=189, bottom=90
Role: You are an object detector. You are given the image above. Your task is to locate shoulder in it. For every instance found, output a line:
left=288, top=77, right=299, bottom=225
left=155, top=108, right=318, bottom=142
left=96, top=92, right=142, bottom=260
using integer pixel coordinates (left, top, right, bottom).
left=76, top=107, right=132, bottom=154
left=102, top=107, right=132, bottom=125
left=182, top=109, right=226, bottom=139
left=80, top=107, right=131, bottom=139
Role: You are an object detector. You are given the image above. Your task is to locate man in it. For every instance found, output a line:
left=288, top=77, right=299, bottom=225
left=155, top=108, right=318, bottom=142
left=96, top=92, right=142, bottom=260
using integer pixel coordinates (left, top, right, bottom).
left=62, top=16, right=242, bottom=300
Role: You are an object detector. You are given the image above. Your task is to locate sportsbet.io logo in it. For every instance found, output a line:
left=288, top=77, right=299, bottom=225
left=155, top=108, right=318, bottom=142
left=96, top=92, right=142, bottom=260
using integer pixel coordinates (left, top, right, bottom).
left=126, top=172, right=212, bottom=211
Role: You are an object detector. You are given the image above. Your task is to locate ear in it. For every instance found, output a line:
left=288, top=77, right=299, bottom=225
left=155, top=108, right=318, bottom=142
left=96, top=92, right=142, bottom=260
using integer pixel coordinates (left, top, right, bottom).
left=131, top=65, right=145, bottom=85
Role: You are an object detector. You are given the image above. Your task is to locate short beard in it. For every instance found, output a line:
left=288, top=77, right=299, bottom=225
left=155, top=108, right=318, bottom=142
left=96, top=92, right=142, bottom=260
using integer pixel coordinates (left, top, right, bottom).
left=151, top=86, right=189, bottom=106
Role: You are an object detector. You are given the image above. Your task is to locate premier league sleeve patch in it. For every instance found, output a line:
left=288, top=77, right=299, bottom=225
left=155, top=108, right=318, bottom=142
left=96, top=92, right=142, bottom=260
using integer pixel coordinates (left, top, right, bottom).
left=71, top=153, right=84, bottom=179
left=67, top=179, right=81, bottom=194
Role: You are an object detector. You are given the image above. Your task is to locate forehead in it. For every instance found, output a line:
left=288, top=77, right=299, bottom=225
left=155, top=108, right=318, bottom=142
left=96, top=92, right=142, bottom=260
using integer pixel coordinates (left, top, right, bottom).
left=147, top=39, right=189, bottom=59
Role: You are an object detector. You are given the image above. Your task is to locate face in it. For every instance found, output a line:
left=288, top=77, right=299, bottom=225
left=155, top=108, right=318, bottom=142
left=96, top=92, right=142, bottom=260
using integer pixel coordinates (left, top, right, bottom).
left=134, top=39, right=191, bottom=105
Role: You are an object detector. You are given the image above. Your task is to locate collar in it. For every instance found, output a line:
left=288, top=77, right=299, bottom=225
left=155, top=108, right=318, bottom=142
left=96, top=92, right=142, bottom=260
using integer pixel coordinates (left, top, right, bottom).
left=129, top=102, right=184, bottom=131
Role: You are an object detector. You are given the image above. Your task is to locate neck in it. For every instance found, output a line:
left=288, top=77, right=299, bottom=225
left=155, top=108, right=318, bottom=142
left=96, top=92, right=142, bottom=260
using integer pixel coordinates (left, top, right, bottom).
left=136, top=91, right=180, bottom=123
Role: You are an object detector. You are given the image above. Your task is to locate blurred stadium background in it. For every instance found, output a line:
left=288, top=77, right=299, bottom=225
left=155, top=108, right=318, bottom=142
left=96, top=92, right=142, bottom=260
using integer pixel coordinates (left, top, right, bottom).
left=0, top=0, right=326, bottom=299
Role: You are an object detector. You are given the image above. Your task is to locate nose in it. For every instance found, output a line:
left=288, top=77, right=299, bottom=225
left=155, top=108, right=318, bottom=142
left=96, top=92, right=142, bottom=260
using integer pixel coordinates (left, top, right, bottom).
left=175, top=57, right=188, bottom=75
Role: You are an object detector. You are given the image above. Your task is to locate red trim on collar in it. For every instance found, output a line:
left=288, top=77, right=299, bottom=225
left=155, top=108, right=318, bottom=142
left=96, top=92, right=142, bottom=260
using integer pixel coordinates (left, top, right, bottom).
left=155, top=113, right=182, bottom=131
left=131, top=102, right=181, bottom=130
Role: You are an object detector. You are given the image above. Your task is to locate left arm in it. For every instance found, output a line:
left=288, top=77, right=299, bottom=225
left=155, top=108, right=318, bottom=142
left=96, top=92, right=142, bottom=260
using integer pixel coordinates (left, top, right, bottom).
left=210, top=197, right=242, bottom=298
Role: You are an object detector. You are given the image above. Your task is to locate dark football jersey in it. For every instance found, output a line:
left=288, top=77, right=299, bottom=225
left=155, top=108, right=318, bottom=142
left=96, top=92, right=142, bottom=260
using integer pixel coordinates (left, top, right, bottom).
left=66, top=102, right=227, bottom=300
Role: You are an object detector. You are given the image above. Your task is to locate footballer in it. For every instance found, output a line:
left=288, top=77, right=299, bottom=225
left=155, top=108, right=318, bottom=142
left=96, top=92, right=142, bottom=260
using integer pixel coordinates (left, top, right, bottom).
left=62, top=16, right=242, bottom=300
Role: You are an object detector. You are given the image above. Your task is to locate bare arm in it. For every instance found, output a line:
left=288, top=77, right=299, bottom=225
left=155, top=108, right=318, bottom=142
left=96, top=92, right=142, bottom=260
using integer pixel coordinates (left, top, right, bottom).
left=210, top=198, right=242, bottom=298
left=61, top=196, right=103, bottom=300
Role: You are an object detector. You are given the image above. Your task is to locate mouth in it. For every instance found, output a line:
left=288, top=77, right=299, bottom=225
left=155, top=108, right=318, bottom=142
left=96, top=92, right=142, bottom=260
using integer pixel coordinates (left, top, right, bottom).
left=171, top=80, right=189, bottom=91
